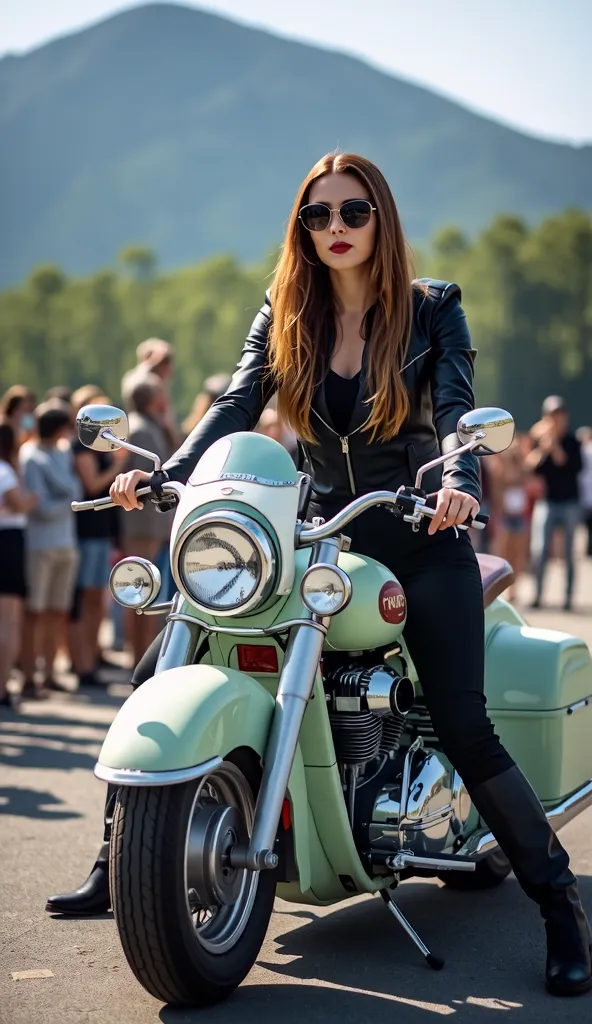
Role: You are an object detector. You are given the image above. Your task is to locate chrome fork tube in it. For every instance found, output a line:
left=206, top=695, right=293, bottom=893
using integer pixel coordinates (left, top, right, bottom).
left=155, top=596, right=202, bottom=673
left=231, top=538, right=340, bottom=871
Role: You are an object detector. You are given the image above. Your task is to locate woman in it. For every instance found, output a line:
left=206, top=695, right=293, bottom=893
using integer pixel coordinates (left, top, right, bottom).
left=0, top=385, right=37, bottom=446
left=47, top=153, right=591, bottom=997
left=490, top=435, right=531, bottom=602
left=69, top=390, right=127, bottom=685
left=0, top=422, right=38, bottom=708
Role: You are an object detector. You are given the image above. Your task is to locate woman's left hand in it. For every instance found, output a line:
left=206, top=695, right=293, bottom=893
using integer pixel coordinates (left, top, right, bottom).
left=428, top=488, right=480, bottom=535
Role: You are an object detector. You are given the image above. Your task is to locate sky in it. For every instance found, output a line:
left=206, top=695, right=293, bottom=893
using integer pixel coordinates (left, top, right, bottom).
left=1, top=0, right=590, bottom=145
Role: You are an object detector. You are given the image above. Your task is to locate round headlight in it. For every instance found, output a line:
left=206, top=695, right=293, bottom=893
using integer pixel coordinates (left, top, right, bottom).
left=174, top=511, right=277, bottom=616
left=109, top=557, right=161, bottom=608
left=300, top=564, right=352, bottom=616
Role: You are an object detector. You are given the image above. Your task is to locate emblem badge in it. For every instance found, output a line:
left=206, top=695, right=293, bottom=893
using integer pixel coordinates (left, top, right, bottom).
left=378, top=581, right=406, bottom=624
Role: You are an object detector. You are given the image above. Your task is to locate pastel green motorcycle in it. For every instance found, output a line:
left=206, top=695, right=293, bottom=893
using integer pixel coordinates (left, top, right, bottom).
left=73, top=403, right=592, bottom=1008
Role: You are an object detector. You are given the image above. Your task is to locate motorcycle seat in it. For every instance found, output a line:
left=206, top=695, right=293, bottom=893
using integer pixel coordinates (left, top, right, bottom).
left=476, top=553, right=515, bottom=608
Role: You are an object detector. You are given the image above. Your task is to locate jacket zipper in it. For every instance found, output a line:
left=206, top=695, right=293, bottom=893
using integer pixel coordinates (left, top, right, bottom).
left=311, top=408, right=369, bottom=496
left=340, top=435, right=356, bottom=494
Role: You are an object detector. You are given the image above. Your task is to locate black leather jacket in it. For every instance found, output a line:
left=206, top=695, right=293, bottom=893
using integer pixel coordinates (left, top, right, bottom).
left=164, top=278, right=481, bottom=505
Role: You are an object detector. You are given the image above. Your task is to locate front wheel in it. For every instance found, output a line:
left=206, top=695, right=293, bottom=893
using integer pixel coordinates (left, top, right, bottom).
left=109, top=753, right=276, bottom=1007
left=438, top=848, right=512, bottom=890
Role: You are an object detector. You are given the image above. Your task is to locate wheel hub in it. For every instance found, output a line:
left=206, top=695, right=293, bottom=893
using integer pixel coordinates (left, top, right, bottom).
left=186, top=803, right=248, bottom=907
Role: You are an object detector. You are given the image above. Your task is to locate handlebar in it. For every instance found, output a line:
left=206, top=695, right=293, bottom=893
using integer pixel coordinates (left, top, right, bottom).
left=72, top=481, right=184, bottom=513
left=298, top=489, right=488, bottom=545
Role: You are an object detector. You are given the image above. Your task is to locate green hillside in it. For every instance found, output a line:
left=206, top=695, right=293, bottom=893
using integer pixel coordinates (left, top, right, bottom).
left=1, top=2, right=591, bottom=286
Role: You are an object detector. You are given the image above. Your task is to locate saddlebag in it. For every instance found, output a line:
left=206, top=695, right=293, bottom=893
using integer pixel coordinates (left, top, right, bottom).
left=485, top=624, right=592, bottom=804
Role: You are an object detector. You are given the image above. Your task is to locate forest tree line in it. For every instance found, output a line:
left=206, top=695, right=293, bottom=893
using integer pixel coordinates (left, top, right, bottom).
left=0, top=209, right=590, bottom=430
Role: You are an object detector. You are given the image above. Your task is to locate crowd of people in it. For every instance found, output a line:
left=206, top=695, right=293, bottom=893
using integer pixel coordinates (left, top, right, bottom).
left=0, top=343, right=590, bottom=712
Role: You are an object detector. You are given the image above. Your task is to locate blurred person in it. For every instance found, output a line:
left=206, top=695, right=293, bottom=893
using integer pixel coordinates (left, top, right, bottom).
left=182, top=373, right=231, bottom=437
left=527, top=396, right=582, bottom=610
left=577, top=426, right=592, bottom=557
left=71, top=384, right=104, bottom=410
left=19, top=401, right=81, bottom=695
left=0, top=385, right=37, bottom=445
left=121, top=338, right=179, bottom=447
left=45, top=385, right=73, bottom=405
left=0, top=423, right=39, bottom=709
left=69, top=392, right=128, bottom=685
left=119, top=374, right=174, bottom=664
left=490, top=435, right=530, bottom=602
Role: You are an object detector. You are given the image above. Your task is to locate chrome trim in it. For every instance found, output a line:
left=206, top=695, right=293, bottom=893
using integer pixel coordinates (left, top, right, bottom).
left=167, top=612, right=328, bottom=637
left=218, top=473, right=298, bottom=488
left=566, top=696, right=591, bottom=715
left=388, top=852, right=475, bottom=873
left=414, top=435, right=483, bottom=491
left=109, top=556, right=161, bottom=609
left=463, top=777, right=592, bottom=860
left=101, top=428, right=161, bottom=471
left=298, top=490, right=401, bottom=544
left=231, top=542, right=340, bottom=872
left=171, top=510, right=277, bottom=617
left=138, top=600, right=174, bottom=616
left=546, top=778, right=592, bottom=830
left=300, top=563, right=352, bottom=616
left=94, top=756, right=223, bottom=787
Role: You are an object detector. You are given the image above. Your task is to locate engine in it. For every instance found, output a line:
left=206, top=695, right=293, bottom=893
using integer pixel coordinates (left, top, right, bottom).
left=323, top=656, right=471, bottom=873
left=323, top=660, right=415, bottom=770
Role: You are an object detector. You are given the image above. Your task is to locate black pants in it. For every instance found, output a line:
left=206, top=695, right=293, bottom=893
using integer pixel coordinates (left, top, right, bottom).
left=133, top=505, right=514, bottom=790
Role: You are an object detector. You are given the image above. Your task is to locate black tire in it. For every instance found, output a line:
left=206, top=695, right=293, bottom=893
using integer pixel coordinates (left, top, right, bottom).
left=109, top=751, right=276, bottom=1007
left=438, top=848, right=512, bottom=890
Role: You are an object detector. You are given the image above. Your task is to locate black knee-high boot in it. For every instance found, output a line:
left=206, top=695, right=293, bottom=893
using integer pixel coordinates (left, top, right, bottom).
left=45, top=784, right=117, bottom=915
left=470, top=766, right=592, bottom=996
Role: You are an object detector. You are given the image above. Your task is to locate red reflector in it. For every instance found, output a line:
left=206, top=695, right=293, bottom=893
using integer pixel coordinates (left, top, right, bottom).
left=281, top=798, right=291, bottom=831
left=237, top=644, right=279, bottom=673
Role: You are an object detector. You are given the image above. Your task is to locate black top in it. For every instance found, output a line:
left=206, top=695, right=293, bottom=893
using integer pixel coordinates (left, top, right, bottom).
left=535, top=434, right=582, bottom=503
left=324, top=369, right=361, bottom=437
left=73, top=440, right=118, bottom=541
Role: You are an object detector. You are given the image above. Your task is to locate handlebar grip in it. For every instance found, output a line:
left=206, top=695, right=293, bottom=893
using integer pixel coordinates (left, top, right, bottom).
left=424, top=492, right=489, bottom=529
left=72, top=484, right=153, bottom=512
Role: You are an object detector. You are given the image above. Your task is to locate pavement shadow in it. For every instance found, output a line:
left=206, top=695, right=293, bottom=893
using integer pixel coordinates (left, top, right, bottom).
left=0, top=785, right=82, bottom=819
left=0, top=711, right=106, bottom=771
left=154, top=875, right=592, bottom=1022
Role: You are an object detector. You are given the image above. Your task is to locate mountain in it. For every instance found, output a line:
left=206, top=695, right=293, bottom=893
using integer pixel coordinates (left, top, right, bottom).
left=1, top=2, right=591, bottom=287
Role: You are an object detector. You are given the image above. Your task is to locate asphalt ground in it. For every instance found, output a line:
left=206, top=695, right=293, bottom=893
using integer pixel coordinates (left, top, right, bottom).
left=1, top=547, right=591, bottom=1024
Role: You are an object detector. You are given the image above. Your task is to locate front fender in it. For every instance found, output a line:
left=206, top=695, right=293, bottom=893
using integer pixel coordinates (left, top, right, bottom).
left=97, top=665, right=324, bottom=894
left=99, top=665, right=274, bottom=772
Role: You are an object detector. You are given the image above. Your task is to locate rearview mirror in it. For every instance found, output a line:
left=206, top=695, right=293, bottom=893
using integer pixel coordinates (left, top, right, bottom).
left=457, top=407, right=515, bottom=456
left=76, top=404, right=129, bottom=452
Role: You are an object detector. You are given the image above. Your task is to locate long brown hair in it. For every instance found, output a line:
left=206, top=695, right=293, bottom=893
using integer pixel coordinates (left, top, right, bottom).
left=269, top=152, right=417, bottom=443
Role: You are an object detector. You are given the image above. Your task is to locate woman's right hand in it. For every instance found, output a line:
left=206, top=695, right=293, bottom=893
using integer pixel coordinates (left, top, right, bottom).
left=109, top=469, right=151, bottom=511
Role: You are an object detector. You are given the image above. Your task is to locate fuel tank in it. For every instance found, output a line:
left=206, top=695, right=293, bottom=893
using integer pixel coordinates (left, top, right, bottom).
left=324, top=551, right=406, bottom=652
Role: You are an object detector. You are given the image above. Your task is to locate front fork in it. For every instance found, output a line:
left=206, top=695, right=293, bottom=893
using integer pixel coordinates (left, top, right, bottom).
left=230, top=537, right=341, bottom=871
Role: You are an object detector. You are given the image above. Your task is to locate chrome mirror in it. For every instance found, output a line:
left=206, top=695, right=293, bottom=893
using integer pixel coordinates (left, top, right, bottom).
left=77, top=404, right=129, bottom=453
left=457, top=407, right=515, bottom=456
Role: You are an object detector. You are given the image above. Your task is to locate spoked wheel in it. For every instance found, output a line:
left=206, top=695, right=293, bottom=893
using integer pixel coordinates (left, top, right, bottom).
left=438, top=848, right=512, bottom=890
left=110, top=752, right=276, bottom=1007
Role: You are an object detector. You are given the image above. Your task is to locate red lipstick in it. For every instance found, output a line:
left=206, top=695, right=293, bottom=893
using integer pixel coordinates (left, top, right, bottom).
left=329, top=242, right=352, bottom=254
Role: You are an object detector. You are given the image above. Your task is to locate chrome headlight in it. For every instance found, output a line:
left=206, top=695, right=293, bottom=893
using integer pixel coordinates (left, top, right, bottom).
left=300, top=564, right=352, bottom=615
left=173, top=511, right=277, bottom=616
left=109, top=557, right=161, bottom=609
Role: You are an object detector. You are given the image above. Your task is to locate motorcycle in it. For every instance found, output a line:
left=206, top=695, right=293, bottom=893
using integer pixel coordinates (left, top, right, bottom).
left=72, top=403, right=592, bottom=1008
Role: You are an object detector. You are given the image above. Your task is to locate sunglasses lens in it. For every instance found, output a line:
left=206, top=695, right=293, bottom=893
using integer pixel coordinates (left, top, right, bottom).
left=340, top=200, right=373, bottom=228
left=300, top=204, right=331, bottom=232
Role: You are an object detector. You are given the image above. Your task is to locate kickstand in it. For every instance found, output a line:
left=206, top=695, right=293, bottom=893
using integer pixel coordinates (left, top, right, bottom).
left=380, top=888, right=444, bottom=971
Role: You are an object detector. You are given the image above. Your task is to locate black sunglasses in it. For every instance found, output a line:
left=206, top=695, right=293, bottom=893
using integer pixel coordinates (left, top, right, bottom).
left=298, top=199, right=376, bottom=233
